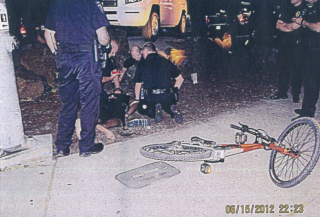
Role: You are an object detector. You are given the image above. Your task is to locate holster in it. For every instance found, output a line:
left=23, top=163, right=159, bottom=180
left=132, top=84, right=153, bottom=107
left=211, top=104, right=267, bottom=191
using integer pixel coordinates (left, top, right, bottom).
left=174, top=92, right=179, bottom=102
left=93, top=35, right=112, bottom=68
left=53, top=41, right=63, bottom=70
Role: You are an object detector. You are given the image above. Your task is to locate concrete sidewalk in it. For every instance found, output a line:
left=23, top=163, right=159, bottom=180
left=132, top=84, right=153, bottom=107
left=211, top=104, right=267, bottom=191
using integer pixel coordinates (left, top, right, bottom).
left=1, top=96, right=320, bottom=217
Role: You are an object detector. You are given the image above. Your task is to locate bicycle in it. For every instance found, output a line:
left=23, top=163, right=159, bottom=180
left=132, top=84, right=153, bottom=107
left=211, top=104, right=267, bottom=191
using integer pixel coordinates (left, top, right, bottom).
left=140, top=117, right=320, bottom=188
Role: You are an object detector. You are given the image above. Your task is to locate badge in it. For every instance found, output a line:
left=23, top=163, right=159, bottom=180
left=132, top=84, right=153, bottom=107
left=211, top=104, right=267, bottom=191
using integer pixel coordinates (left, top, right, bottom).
left=296, top=11, right=300, bottom=17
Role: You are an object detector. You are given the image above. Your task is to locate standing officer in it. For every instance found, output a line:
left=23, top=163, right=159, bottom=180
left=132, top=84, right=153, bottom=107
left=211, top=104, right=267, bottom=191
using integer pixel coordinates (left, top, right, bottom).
left=44, top=0, right=111, bottom=157
left=134, top=43, right=184, bottom=124
left=270, top=0, right=305, bottom=103
left=293, top=0, right=320, bottom=119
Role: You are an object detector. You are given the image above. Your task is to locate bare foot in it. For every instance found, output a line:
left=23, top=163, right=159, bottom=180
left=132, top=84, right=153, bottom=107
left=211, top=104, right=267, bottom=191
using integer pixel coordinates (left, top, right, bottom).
left=96, top=124, right=116, bottom=140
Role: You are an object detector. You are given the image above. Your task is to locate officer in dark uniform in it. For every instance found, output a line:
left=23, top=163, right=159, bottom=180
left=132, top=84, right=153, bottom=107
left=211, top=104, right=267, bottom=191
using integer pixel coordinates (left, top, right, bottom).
left=44, top=0, right=111, bottom=157
left=293, top=0, right=320, bottom=119
left=270, top=0, right=305, bottom=103
left=120, top=45, right=143, bottom=80
left=134, top=43, right=184, bottom=124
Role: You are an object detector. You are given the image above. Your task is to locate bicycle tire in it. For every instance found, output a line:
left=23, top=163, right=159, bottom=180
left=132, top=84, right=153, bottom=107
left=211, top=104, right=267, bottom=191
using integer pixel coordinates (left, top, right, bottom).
left=269, top=117, right=320, bottom=188
left=140, top=142, right=212, bottom=161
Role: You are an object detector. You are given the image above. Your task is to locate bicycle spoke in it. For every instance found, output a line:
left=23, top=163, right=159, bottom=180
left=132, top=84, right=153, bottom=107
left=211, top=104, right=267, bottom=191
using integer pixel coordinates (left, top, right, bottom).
left=274, top=154, right=287, bottom=167
left=292, top=125, right=313, bottom=150
left=296, top=135, right=314, bottom=151
left=295, top=159, right=302, bottom=175
left=283, top=157, right=295, bottom=180
left=299, top=143, right=315, bottom=153
left=299, top=154, right=311, bottom=164
left=296, top=157, right=307, bottom=169
left=275, top=155, right=291, bottom=177
left=300, top=152, right=312, bottom=158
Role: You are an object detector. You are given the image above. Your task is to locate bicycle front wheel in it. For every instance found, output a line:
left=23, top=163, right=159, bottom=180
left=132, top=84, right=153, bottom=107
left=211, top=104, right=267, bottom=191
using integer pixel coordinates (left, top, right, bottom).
left=140, top=141, right=212, bottom=161
left=269, top=117, right=320, bottom=188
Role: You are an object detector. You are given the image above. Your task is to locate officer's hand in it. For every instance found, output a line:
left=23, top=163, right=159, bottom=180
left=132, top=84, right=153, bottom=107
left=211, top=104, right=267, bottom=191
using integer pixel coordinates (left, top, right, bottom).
left=292, top=17, right=303, bottom=25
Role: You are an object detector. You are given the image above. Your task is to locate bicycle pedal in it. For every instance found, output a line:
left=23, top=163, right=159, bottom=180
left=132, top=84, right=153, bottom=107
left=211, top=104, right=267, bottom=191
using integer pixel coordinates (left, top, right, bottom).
left=200, top=163, right=211, bottom=174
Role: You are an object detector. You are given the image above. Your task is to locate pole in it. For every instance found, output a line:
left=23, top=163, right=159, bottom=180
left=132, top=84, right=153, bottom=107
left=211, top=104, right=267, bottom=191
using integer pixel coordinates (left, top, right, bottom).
left=0, top=1, right=26, bottom=151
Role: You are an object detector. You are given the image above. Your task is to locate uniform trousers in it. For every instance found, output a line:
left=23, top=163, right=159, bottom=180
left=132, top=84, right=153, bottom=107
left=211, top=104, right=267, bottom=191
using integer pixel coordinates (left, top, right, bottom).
left=301, top=50, right=320, bottom=117
left=55, top=51, right=101, bottom=152
left=277, top=42, right=304, bottom=97
left=138, top=92, right=176, bottom=118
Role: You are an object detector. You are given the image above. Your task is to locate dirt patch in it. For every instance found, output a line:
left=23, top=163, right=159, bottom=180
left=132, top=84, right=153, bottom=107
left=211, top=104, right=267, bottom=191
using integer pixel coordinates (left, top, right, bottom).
left=19, top=39, right=278, bottom=156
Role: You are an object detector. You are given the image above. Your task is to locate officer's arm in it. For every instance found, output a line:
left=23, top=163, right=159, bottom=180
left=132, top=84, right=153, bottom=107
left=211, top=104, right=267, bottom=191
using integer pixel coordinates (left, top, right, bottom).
left=44, top=29, right=57, bottom=54
left=119, top=67, right=127, bottom=81
left=96, top=26, right=111, bottom=46
left=135, top=83, right=142, bottom=100
left=276, top=20, right=300, bottom=32
left=302, top=20, right=320, bottom=33
left=174, top=74, right=184, bottom=89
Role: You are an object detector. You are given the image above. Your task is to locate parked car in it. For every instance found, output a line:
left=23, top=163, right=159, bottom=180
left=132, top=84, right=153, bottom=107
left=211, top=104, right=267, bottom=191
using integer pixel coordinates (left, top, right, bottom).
left=100, top=0, right=189, bottom=41
left=205, top=0, right=257, bottom=50
left=205, top=0, right=280, bottom=50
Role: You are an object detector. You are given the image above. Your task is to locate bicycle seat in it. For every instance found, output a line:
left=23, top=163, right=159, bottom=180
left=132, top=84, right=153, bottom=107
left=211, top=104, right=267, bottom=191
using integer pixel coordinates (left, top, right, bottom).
left=191, top=136, right=216, bottom=145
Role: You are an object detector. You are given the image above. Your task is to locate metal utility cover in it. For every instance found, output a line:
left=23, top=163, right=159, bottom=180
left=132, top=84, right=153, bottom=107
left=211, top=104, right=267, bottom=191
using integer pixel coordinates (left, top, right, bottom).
left=115, top=162, right=180, bottom=189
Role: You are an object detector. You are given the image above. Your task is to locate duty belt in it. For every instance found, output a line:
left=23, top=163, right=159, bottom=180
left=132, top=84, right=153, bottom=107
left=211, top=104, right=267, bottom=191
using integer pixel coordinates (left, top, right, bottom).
left=61, top=44, right=93, bottom=53
left=150, top=88, right=172, bottom=94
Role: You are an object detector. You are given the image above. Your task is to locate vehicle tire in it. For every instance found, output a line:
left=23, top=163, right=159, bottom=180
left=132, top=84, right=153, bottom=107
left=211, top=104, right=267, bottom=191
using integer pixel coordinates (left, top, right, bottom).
left=142, top=11, right=160, bottom=42
left=269, top=117, right=320, bottom=188
left=175, top=14, right=186, bottom=38
left=140, top=141, right=212, bottom=161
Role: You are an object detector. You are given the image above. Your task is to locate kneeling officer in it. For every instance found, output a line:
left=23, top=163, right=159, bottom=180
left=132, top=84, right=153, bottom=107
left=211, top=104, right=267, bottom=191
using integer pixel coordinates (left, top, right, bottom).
left=44, top=0, right=111, bottom=157
left=134, top=42, right=184, bottom=124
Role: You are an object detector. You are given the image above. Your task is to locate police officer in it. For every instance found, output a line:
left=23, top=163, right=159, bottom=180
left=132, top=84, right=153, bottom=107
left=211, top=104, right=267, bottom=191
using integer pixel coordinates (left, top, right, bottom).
left=270, top=0, right=305, bottom=103
left=134, top=43, right=184, bottom=124
left=120, top=46, right=143, bottom=81
left=293, top=0, right=320, bottom=119
left=44, top=0, right=111, bottom=157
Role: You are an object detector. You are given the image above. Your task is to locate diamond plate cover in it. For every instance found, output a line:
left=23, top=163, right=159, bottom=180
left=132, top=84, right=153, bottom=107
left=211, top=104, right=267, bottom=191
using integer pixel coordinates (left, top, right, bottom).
left=115, top=162, right=180, bottom=189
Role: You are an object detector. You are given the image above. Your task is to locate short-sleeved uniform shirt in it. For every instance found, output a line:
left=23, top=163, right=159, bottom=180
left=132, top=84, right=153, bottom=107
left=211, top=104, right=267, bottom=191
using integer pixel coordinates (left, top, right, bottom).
left=278, top=1, right=305, bottom=46
left=303, top=0, right=320, bottom=49
left=134, top=53, right=181, bottom=91
left=45, top=0, right=110, bottom=46
left=123, top=57, right=138, bottom=69
left=123, top=56, right=144, bottom=79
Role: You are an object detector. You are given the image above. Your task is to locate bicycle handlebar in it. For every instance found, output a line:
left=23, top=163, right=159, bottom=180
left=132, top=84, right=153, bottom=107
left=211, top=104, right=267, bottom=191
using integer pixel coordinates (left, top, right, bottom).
left=230, top=124, right=242, bottom=131
left=230, top=123, right=273, bottom=142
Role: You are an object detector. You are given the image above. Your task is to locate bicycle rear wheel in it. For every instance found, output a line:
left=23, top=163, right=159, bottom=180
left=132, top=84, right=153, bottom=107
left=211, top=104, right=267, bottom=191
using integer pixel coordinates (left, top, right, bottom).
left=140, top=141, right=212, bottom=161
left=269, top=117, right=320, bottom=188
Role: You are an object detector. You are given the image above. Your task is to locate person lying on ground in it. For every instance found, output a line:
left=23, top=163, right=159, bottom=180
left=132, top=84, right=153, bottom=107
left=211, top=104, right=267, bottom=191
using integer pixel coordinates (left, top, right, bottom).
left=75, top=118, right=116, bottom=141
